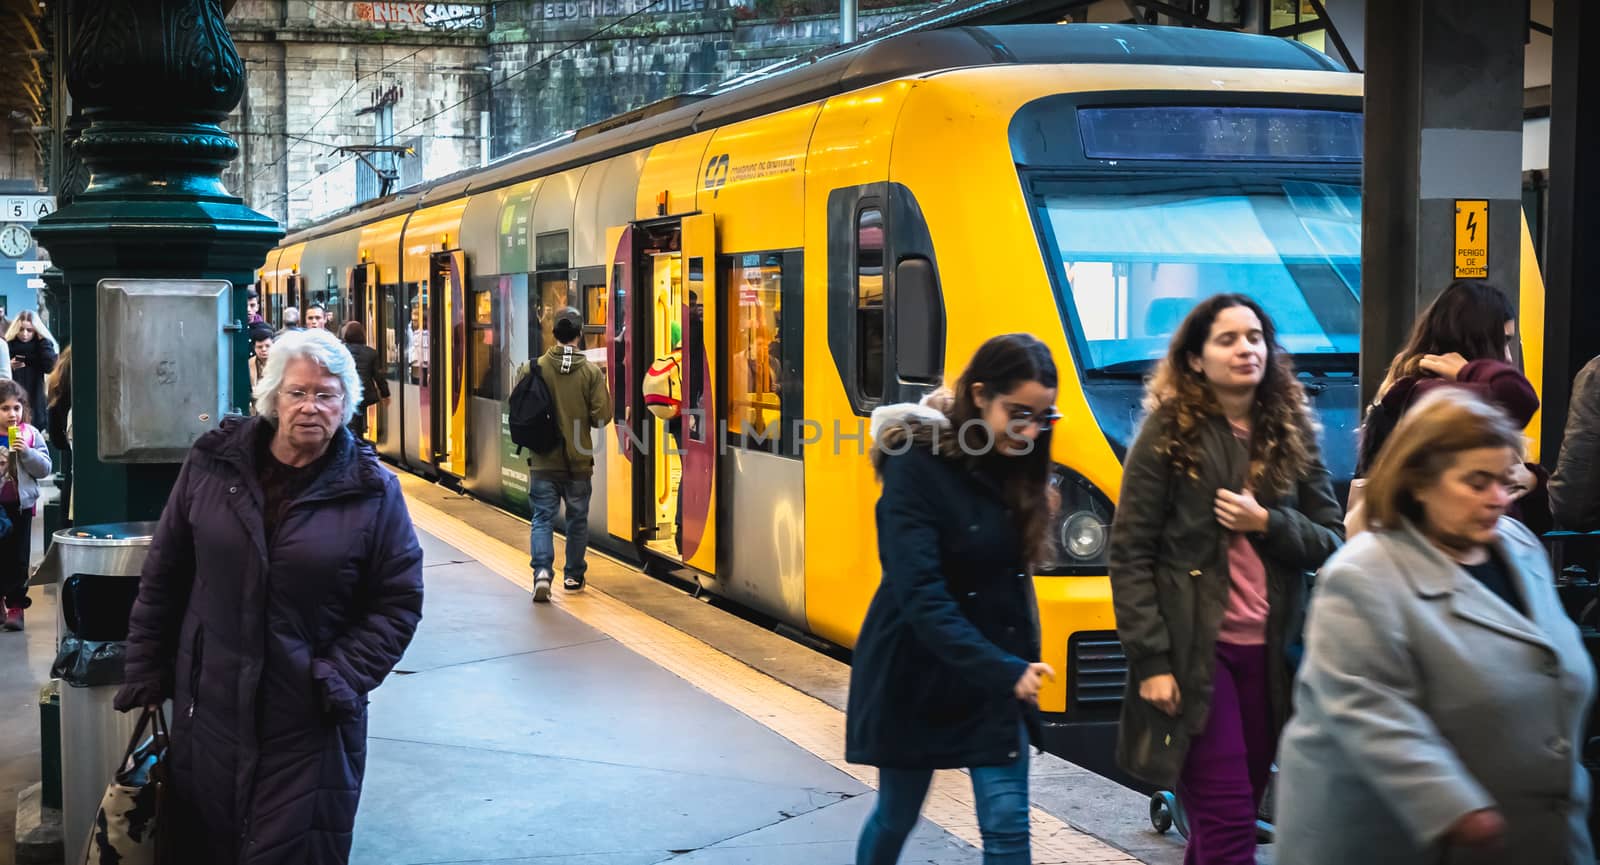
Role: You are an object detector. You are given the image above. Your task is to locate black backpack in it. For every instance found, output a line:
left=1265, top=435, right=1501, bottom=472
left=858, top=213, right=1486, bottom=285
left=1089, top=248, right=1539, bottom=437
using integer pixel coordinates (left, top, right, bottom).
left=508, top=360, right=563, bottom=456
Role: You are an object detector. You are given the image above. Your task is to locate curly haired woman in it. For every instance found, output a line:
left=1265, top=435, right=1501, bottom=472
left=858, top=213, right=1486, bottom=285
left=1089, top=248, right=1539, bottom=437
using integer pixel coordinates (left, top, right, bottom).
left=1109, top=293, right=1343, bottom=865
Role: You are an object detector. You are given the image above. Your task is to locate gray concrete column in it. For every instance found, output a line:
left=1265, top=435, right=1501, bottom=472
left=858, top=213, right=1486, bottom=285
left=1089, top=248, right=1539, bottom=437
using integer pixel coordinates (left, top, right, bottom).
left=1360, top=0, right=1526, bottom=407
left=1540, top=0, right=1600, bottom=465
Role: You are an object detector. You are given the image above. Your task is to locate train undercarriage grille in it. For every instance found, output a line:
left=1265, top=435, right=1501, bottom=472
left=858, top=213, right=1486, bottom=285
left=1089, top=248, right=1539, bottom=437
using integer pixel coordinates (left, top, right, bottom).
left=1067, top=631, right=1127, bottom=717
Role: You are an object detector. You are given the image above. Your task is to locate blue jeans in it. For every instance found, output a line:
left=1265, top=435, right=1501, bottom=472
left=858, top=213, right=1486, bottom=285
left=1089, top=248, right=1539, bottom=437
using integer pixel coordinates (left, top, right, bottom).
left=528, top=476, right=592, bottom=580
left=856, top=738, right=1031, bottom=865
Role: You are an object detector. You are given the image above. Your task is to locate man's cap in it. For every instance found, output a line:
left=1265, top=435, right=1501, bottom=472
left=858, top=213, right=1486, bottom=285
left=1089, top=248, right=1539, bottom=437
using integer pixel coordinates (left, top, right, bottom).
left=554, top=307, right=583, bottom=330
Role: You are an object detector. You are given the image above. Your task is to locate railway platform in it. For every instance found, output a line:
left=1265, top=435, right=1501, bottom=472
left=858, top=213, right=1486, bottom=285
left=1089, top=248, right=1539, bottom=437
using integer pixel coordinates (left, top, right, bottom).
left=3, top=472, right=1221, bottom=865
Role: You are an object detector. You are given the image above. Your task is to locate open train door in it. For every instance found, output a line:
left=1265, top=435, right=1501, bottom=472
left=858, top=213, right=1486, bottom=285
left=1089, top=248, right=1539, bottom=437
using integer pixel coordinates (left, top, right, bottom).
left=605, top=225, right=638, bottom=543
left=427, top=249, right=470, bottom=478
left=677, top=213, right=719, bottom=576
left=347, top=262, right=380, bottom=440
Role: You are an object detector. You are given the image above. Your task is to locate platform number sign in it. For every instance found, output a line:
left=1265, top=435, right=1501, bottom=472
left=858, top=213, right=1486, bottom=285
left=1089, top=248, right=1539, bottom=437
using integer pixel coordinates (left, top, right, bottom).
left=5, top=196, right=56, bottom=222
left=1454, top=200, right=1489, bottom=279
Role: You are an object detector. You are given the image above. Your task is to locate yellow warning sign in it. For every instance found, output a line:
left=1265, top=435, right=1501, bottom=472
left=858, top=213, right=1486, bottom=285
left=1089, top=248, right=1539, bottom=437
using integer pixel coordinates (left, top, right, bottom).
left=1455, top=200, right=1489, bottom=278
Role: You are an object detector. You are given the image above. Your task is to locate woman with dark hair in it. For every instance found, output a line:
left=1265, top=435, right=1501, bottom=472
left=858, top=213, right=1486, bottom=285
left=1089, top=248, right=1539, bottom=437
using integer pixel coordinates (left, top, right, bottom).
left=1109, top=293, right=1342, bottom=864
left=1348, top=280, right=1539, bottom=535
left=341, top=319, right=388, bottom=438
left=1277, top=389, right=1593, bottom=863
left=6, top=311, right=57, bottom=428
left=45, top=345, right=70, bottom=523
left=847, top=334, right=1060, bottom=865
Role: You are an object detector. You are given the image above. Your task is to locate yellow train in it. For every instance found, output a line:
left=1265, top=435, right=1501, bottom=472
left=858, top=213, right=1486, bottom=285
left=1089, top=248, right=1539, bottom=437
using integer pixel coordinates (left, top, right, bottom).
left=260, top=23, right=1545, bottom=766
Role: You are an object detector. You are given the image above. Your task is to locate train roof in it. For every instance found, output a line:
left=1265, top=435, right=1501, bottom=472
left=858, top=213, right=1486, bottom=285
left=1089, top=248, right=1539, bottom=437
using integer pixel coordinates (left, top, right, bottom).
left=281, top=23, right=1343, bottom=245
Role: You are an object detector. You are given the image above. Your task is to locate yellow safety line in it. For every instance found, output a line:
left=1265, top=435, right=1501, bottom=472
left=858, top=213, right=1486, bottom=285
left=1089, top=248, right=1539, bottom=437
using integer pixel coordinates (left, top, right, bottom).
left=404, top=490, right=1139, bottom=865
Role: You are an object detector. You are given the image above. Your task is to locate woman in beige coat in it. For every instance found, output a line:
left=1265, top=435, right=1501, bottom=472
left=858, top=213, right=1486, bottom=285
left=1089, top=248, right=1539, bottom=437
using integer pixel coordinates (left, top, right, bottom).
left=1276, top=388, right=1594, bottom=864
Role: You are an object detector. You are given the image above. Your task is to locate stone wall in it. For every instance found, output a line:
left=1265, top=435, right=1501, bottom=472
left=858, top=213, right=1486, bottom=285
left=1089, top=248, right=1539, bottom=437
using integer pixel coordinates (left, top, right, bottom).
left=226, top=0, right=491, bottom=228
left=488, top=0, right=937, bottom=155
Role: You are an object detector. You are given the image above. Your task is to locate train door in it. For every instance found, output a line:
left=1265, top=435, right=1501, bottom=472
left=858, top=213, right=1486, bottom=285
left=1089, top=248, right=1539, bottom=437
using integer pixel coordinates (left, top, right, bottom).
left=426, top=249, right=470, bottom=478
left=605, top=216, right=719, bottom=574
left=347, top=262, right=380, bottom=440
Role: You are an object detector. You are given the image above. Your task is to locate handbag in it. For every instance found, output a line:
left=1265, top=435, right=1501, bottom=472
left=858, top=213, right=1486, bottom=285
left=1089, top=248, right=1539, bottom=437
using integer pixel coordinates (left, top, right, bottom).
left=83, top=705, right=169, bottom=865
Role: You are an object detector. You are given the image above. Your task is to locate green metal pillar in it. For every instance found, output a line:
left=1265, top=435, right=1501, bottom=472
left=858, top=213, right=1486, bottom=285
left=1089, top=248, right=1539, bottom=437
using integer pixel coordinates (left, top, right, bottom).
left=31, top=0, right=282, bottom=524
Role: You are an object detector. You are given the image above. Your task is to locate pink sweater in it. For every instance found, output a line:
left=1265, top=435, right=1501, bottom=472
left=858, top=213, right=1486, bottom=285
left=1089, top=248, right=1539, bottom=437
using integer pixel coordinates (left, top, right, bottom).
left=1218, top=419, right=1268, bottom=646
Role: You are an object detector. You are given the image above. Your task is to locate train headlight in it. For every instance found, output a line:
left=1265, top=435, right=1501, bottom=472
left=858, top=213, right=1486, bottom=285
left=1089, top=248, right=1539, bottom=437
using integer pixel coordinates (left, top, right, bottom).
left=1039, top=465, right=1114, bottom=575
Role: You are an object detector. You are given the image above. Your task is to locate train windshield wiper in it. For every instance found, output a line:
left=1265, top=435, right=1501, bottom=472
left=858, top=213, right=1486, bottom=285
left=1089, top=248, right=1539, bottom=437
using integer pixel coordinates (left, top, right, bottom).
left=1084, top=359, right=1155, bottom=379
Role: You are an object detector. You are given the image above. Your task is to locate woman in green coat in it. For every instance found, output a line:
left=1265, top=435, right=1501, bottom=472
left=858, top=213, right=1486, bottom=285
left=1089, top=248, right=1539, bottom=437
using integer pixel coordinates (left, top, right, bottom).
left=1108, top=293, right=1343, bottom=865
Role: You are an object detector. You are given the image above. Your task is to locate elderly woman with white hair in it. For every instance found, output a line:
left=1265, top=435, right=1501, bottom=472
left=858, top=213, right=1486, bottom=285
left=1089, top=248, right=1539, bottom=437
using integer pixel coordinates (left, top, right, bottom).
left=115, top=328, right=424, bottom=865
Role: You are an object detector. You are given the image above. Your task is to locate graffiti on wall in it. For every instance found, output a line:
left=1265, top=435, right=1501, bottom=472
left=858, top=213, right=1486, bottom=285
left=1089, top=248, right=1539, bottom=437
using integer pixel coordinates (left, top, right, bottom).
left=541, top=0, right=707, bottom=20
left=350, top=3, right=488, bottom=29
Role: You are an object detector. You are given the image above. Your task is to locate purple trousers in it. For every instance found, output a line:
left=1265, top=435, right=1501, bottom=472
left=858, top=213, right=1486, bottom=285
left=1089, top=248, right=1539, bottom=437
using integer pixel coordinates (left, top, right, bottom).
left=1177, top=641, right=1273, bottom=865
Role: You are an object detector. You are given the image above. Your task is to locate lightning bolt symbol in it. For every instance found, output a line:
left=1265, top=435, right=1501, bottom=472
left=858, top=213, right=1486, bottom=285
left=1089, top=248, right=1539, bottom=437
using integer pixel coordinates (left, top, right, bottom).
left=1466, top=210, right=1479, bottom=243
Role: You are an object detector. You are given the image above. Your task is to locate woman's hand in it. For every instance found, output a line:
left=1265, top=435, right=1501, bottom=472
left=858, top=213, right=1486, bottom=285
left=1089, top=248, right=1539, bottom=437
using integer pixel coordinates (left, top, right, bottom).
left=1139, top=673, right=1182, bottom=717
left=1445, top=808, right=1506, bottom=848
left=1215, top=489, right=1269, bottom=534
left=9, top=357, right=22, bottom=370
left=1013, top=662, right=1056, bottom=704
left=1419, top=352, right=1470, bottom=381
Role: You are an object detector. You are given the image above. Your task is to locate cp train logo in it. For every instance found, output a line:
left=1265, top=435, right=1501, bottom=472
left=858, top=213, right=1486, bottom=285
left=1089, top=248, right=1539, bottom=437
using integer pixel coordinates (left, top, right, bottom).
left=703, top=154, right=730, bottom=198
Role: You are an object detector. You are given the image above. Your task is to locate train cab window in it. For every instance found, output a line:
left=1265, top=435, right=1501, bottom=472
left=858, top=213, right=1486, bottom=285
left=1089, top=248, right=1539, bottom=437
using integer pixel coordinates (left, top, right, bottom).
left=725, top=253, right=788, bottom=452
left=611, top=262, right=627, bottom=425
left=576, top=266, right=607, bottom=353
left=856, top=209, right=885, bottom=404
left=470, top=280, right=502, bottom=399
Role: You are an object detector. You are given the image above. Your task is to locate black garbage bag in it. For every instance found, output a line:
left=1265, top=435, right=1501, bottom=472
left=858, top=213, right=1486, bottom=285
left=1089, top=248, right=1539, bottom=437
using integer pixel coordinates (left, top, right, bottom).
left=51, top=635, right=126, bottom=687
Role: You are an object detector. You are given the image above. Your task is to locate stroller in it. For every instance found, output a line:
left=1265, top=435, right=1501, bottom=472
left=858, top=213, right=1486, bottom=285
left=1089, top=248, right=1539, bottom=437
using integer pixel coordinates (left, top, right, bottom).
left=1148, top=776, right=1275, bottom=843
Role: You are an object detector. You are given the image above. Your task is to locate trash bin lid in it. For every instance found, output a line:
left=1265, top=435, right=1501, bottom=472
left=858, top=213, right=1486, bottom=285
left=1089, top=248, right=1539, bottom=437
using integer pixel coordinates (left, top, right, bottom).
left=51, top=521, right=159, bottom=547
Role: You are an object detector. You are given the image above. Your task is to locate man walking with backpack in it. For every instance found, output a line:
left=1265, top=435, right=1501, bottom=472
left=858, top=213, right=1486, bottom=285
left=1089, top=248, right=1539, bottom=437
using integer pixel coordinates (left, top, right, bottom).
left=511, top=307, right=611, bottom=602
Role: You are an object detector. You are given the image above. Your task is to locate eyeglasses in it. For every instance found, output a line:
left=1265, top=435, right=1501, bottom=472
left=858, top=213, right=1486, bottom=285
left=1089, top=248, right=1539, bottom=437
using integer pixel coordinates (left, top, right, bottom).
left=281, top=389, right=343, bottom=410
left=1005, top=402, right=1061, bottom=430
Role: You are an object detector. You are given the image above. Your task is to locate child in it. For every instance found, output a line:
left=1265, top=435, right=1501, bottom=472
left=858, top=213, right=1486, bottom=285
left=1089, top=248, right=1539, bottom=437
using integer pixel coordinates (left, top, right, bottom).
left=0, top=379, right=50, bottom=631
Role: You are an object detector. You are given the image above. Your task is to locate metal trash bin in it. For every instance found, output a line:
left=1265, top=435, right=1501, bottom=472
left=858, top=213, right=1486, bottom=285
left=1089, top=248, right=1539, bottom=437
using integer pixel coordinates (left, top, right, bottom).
left=33, top=521, right=161, bottom=861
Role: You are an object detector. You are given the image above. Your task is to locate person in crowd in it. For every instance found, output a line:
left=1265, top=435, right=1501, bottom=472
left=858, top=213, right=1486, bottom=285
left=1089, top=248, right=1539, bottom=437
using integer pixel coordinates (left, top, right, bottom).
left=306, top=303, right=328, bottom=331
left=847, top=334, right=1060, bottom=865
left=1348, top=281, right=1539, bottom=536
left=112, top=328, right=424, bottom=864
left=247, top=288, right=265, bottom=325
left=1108, top=294, right=1343, bottom=865
left=341, top=320, right=388, bottom=439
left=0, top=379, right=52, bottom=631
left=1276, top=388, right=1594, bottom=864
left=249, top=326, right=273, bottom=397
left=6, top=311, right=57, bottom=428
left=1551, top=354, right=1600, bottom=531
left=45, top=345, right=70, bottom=523
left=518, top=307, right=610, bottom=602
left=278, top=306, right=302, bottom=337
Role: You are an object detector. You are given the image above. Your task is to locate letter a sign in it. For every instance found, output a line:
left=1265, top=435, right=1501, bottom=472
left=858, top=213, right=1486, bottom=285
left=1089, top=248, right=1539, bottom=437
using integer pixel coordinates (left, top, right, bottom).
left=1454, top=200, right=1488, bottom=279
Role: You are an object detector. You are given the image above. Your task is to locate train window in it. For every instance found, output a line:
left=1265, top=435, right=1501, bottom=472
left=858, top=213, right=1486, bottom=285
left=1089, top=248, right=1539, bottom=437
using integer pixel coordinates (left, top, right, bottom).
left=536, top=231, right=569, bottom=271
left=611, top=262, right=627, bottom=425
left=408, top=282, right=429, bottom=387
left=725, top=253, right=787, bottom=452
left=532, top=271, right=572, bottom=357
left=381, top=285, right=399, bottom=377
left=856, top=209, right=885, bottom=404
left=894, top=257, right=943, bottom=382
left=576, top=266, right=607, bottom=353
left=470, top=280, right=501, bottom=399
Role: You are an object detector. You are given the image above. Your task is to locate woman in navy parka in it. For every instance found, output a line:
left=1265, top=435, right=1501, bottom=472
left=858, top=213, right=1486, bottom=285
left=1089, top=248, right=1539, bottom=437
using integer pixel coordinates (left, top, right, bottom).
left=115, top=328, right=424, bottom=865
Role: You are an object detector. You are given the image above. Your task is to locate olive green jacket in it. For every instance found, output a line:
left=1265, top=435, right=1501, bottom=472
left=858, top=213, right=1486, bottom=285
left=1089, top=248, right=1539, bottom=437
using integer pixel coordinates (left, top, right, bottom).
left=515, top=344, right=611, bottom=478
left=1108, top=404, right=1343, bottom=787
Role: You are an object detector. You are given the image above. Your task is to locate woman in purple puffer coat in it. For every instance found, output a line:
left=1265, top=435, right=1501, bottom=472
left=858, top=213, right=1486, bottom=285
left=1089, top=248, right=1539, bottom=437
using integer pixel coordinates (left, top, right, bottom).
left=115, top=328, right=424, bottom=865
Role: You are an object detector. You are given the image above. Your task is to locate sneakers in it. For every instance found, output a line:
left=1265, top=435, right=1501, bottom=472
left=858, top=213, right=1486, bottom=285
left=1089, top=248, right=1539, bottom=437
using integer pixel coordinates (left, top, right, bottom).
left=563, top=574, right=586, bottom=592
left=531, top=569, right=553, bottom=604
left=1, top=605, right=22, bottom=632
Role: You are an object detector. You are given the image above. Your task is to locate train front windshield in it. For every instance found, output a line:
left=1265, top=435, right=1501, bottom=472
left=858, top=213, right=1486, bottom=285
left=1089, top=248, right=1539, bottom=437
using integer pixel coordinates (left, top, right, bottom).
left=1038, top=177, right=1362, bottom=374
